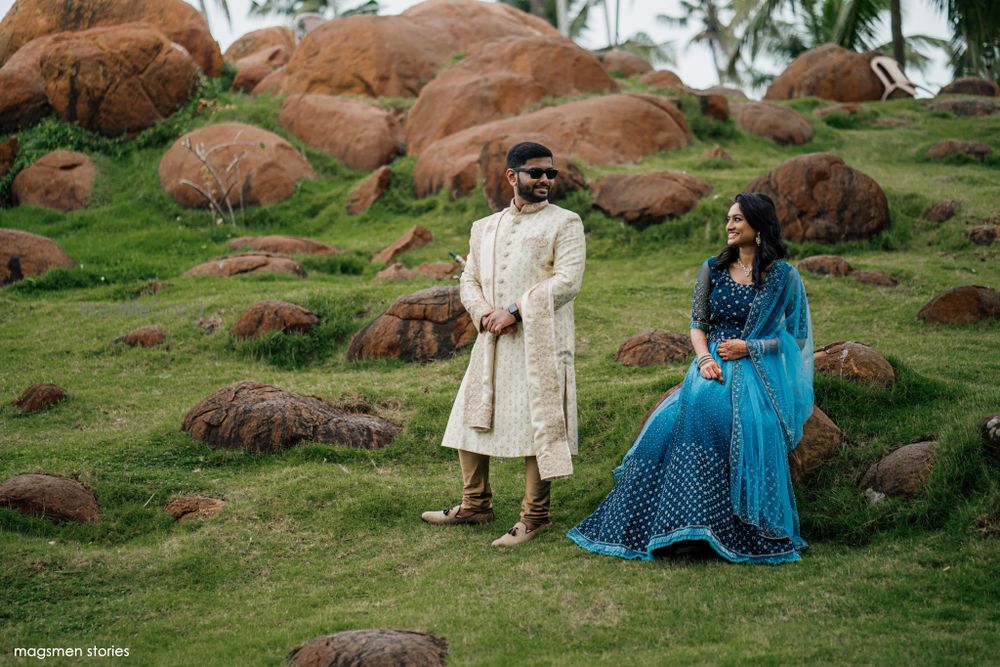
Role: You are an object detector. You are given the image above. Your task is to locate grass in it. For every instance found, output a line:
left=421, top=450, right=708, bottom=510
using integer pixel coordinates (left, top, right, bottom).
left=1, top=75, right=998, bottom=665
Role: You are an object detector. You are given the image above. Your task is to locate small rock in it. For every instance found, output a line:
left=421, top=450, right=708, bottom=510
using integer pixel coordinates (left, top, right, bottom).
left=414, top=262, right=461, bottom=280
left=917, top=285, right=1000, bottom=324
left=981, top=413, right=1000, bottom=466
left=347, top=166, right=392, bottom=216
left=732, top=101, right=813, bottom=145
left=372, top=226, right=434, bottom=265
left=814, top=341, right=895, bottom=387
left=230, top=301, right=320, bottom=340
left=196, top=312, right=224, bottom=334
left=228, top=235, right=339, bottom=256
left=0, top=473, right=100, bottom=522
left=702, top=144, right=733, bottom=162
left=859, top=440, right=937, bottom=498
left=375, top=263, right=418, bottom=282
left=115, top=325, right=166, bottom=348
left=789, top=407, right=843, bottom=483
left=638, top=69, right=685, bottom=91
left=797, top=255, right=853, bottom=277
left=926, top=99, right=998, bottom=117
left=164, top=496, right=226, bottom=522
left=922, top=200, right=960, bottom=222
left=965, top=225, right=999, bottom=246
left=615, top=329, right=694, bottom=367
left=848, top=269, right=899, bottom=287
left=927, top=139, right=992, bottom=161
left=183, top=253, right=306, bottom=278
left=12, top=383, right=67, bottom=413
left=12, top=150, right=97, bottom=211
left=287, top=629, right=448, bottom=667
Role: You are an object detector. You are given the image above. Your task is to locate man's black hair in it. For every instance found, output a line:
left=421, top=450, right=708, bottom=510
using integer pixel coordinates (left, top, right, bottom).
left=506, top=141, right=553, bottom=169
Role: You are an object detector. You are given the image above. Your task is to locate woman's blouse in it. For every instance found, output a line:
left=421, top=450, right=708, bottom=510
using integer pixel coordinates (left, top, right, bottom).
left=690, top=260, right=758, bottom=344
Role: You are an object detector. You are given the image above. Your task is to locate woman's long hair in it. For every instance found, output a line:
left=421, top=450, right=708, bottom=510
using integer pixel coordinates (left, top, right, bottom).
left=713, top=192, right=788, bottom=288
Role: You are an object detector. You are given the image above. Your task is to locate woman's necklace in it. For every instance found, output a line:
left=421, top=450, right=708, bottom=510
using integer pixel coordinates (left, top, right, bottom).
left=736, top=256, right=753, bottom=278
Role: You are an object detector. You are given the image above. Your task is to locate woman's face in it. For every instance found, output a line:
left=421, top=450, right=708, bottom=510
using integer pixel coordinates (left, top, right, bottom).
left=726, top=203, right=757, bottom=248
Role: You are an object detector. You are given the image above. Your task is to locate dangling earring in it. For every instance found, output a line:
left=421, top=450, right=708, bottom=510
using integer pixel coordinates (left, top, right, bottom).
left=755, top=234, right=761, bottom=246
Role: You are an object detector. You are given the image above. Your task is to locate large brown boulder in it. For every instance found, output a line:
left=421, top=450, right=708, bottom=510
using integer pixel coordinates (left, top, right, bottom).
left=414, top=94, right=691, bottom=198
left=280, top=94, right=401, bottom=171
left=0, top=0, right=222, bottom=75
left=859, top=440, right=937, bottom=497
left=232, top=46, right=292, bottom=94
left=347, top=286, right=476, bottom=362
left=115, top=324, right=166, bottom=348
left=182, top=381, right=400, bottom=452
left=0, top=35, right=61, bottom=133
left=38, top=23, right=199, bottom=137
left=0, top=473, right=100, bottom=522
left=765, top=44, right=906, bottom=102
left=732, top=101, right=813, bottom=145
left=916, top=285, right=1000, bottom=324
left=372, top=226, right=434, bottom=265
left=479, top=138, right=586, bottom=213
left=288, top=630, right=448, bottom=667
left=228, top=235, right=339, bottom=256
left=401, top=0, right=560, bottom=51
left=639, top=69, right=685, bottom=91
left=159, top=123, right=316, bottom=208
left=744, top=153, right=890, bottom=243
left=789, top=407, right=843, bottom=483
left=814, top=341, right=895, bottom=387
left=405, top=36, right=616, bottom=156
left=597, top=49, right=653, bottom=76
left=927, top=139, right=992, bottom=161
left=347, top=166, right=392, bottom=216
left=275, top=15, right=452, bottom=99
left=230, top=300, right=320, bottom=340
left=12, top=150, right=96, bottom=211
left=0, top=228, right=74, bottom=285
left=939, top=77, right=1000, bottom=97
left=183, top=252, right=306, bottom=278
left=12, top=383, right=67, bottom=413
left=592, top=170, right=712, bottom=229
left=797, top=255, right=853, bottom=277
left=224, top=26, right=295, bottom=63
left=615, top=329, right=693, bottom=366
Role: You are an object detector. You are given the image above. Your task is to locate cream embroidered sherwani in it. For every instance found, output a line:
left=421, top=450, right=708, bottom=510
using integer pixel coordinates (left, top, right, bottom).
left=441, top=200, right=586, bottom=481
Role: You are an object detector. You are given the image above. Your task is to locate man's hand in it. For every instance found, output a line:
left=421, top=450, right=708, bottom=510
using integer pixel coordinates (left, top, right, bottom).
left=482, top=308, right=517, bottom=335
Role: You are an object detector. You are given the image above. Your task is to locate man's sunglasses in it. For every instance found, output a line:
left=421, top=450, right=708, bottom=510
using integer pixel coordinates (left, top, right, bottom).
left=512, top=167, right=559, bottom=180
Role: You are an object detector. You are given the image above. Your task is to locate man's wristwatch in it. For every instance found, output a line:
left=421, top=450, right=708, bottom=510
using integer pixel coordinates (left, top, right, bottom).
left=506, top=303, right=522, bottom=323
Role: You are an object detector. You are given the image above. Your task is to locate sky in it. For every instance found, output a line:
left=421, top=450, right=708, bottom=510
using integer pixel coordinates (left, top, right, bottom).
left=0, top=0, right=956, bottom=97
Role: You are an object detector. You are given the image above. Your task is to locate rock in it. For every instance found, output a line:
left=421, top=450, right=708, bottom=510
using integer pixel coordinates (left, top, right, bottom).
left=0, top=0, right=223, bottom=75
left=372, top=226, right=434, bottom=265
left=182, top=381, right=400, bottom=452
left=164, top=496, right=225, bottom=522
left=0, top=36, right=61, bottom=133
left=347, top=166, right=392, bottom=216
left=280, top=94, right=401, bottom=171
left=699, top=85, right=748, bottom=99
left=0, top=228, right=74, bottom=285
left=228, top=235, right=339, bottom=256
left=814, top=102, right=862, bottom=117
left=732, top=101, right=814, bottom=145
left=196, top=311, right=224, bottom=334
left=696, top=93, right=730, bottom=121
left=11, top=150, right=96, bottom=211
left=789, top=407, right=843, bottom=483
left=927, top=139, right=992, bottom=161
left=414, top=94, right=690, bottom=199
left=922, top=200, right=960, bottom=222
left=347, top=286, right=476, bottom=362
left=814, top=341, right=895, bottom=387
left=374, top=263, right=418, bottom=282
left=12, top=383, right=67, bottom=412
left=939, top=77, right=1000, bottom=97
left=703, top=144, right=733, bottom=162
left=859, top=440, right=936, bottom=497
left=765, top=44, right=906, bottom=102
left=849, top=269, right=899, bottom=287
left=223, top=26, right=295, bottom=63
left=232, top=46, right=291, bottom=93
left=981, top=413, right=1000, bottom=465
left=479, top=138, right=587, bottom=213
left=415, top=261, right=461, bottom=280
left=615, top=329, right=694, bottom=366
left=797, top=255, right=854, bottom=277
left=275, top=15, right=452, bottom=98
left=591, top=170, right=712, bottom=229
left=402, top=0, right=560, bottom=51
left=0, top=473, right=99, bottom=522
left=917, top=285, right=1000, bottom=324
left=251, top=66, right=287, bottom=97
left=38, top=23, right=199, bottom=137
left=405, top=35, right=616, bottom=156
left=183, top=252, right=305, bottom=278
left=232, top=61, right=273, bottom=94
left=639, top=69, right=685, bottom=91
left=597, top=49, right=652, bottom=76
left=287, top=629, right=448, bottom=667
left=115, top=324, right=166, bottom=348
left=926, top=99, right=998, bottom=117
left=965, top=225, right=999, bottom=246
left=0, top=136, right=17, bottom=179
left=159, top=123, right=316, bottom=208
left=745, top=153, right=890, bottom=243
left=230, top=300, right=319, bottom=340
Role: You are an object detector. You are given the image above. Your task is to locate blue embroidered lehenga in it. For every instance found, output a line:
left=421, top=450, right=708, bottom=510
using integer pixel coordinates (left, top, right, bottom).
left=568, top=258, right=814, bottom=564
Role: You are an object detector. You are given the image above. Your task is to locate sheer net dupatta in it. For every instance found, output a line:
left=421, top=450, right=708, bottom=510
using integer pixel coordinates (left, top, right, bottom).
left=732, top=262, right=814, bottom=542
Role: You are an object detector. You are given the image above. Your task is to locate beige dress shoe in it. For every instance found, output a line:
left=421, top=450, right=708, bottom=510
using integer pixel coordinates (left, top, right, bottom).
left=490, top=520, right=552, bottom=546
left=421, top=505, right=495, bottom=525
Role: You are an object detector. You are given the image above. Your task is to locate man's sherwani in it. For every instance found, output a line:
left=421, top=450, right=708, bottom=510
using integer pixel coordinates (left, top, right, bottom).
left=441, top=200, right=586, bottom=480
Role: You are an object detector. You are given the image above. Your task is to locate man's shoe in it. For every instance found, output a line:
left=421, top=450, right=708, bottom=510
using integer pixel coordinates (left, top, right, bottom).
left=490, top=520, right=552, bottom=546
left=421, top=505, right=494, bottom=525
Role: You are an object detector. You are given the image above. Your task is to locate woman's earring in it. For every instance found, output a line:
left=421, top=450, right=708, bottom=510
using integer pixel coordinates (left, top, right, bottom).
left=755, top=234, right=761, bottom=246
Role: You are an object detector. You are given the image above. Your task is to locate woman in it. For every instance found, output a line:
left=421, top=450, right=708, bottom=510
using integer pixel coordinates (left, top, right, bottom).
left=568, top=192, right=814, bottom=564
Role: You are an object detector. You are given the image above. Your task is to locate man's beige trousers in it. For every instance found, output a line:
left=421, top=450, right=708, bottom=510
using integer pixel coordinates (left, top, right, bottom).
left=459, top=449, right=551, bottom=524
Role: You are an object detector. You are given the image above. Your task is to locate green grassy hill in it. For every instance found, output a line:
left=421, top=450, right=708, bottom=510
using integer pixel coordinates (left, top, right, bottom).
left=1, top=71, right=999, bottom=665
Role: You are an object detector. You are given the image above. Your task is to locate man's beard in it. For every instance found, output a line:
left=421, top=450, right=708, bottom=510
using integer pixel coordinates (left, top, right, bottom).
left=516, top=178, right=549, bottom=203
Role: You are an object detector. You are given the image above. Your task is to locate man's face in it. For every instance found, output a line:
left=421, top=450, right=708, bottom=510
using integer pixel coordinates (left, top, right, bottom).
left=507, top=156, right=555, bottom=204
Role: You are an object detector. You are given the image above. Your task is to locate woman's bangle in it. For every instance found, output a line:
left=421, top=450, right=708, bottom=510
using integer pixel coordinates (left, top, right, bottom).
left=697, top=354, right=713, bottom=367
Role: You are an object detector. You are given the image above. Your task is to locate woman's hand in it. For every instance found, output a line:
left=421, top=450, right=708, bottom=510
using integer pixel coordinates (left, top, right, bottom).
left=717, top=339, right=748, bottom=361
left=700, top=357, right=723, bottom=383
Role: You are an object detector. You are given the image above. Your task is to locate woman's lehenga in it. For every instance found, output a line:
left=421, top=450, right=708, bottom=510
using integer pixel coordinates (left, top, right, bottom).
left=568, top=259, right=814, bottom=564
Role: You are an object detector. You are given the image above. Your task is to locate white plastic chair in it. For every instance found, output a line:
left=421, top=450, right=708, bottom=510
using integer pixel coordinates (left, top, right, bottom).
left=870, top=56, right=930, bottom=100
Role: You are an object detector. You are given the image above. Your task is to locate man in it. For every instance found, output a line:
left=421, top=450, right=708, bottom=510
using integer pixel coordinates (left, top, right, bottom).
left=422, top=141, right=586, bottom=546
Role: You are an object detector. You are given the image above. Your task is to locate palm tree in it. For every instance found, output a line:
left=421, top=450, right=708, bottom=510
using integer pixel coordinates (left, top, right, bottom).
left=657, top=0, right=738, bottom=83
left=195, top=0, right=232, bottom=29
left=248, top=0, right=378, bottom=19
left=930, top=0, right=1000, bottom=78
